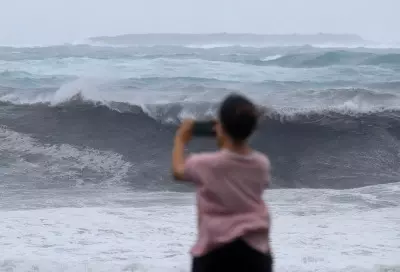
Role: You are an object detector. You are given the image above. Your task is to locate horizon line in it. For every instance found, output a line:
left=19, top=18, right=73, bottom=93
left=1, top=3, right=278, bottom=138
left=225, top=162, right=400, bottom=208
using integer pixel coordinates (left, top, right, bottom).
left=91, top=32, right=362, bottom=36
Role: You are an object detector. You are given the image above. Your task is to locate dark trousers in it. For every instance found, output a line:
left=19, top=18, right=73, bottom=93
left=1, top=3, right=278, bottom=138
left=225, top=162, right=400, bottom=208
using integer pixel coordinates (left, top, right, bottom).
left=192, top=239, right=273, bottom=272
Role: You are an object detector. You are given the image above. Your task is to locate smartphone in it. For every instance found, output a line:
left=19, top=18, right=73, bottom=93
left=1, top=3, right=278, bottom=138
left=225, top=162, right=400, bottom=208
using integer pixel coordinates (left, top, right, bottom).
left=192, top=120, right=216, bottom=137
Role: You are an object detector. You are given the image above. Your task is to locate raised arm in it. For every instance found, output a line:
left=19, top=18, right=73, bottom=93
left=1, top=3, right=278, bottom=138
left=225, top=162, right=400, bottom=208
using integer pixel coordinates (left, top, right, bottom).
left=172, top=119, right=194, bottom=181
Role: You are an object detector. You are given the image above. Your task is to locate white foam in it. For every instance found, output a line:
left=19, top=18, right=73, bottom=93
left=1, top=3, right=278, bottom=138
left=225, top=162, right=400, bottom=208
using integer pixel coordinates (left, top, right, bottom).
left=262, top=55, right=283, bottom=61
left=1, top=183, right=399, bottom=272
left=0, top=126, right=132, bottom=187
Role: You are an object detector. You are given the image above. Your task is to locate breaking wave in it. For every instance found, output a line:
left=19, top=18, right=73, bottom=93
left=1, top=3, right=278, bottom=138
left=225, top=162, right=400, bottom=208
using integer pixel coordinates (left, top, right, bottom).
left=1, top=89, right=400, bottom=189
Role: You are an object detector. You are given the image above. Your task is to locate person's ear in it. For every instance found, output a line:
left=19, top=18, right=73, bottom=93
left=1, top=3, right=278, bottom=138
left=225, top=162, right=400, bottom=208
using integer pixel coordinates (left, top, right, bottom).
left=214, top=122, right=226, bottom=149
left=212, top=119, right=218, bottom=132
left=214, top=121, right=223, bottom=135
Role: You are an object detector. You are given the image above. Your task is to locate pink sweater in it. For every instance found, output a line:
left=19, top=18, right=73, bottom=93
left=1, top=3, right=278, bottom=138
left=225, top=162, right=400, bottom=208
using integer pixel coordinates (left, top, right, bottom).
left=183, top=149, right=271, bottom=257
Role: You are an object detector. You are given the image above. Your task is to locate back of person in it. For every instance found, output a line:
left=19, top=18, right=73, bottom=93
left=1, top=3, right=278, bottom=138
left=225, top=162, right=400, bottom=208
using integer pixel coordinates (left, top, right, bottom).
left=198, top=150, right=268, bottom=214
left=172, top=93, right=273, bottom=272
left=185, top=149, right=271, bottom=257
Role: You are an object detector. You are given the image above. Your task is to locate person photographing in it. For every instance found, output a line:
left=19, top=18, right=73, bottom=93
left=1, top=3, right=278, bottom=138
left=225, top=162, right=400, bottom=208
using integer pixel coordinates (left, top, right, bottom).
left=172, top=93, right=273, bottom=272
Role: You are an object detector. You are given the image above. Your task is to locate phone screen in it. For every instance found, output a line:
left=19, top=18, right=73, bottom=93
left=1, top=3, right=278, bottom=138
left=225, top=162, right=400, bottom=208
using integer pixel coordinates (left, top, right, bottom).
left=192, top=120, right=216, bottom=137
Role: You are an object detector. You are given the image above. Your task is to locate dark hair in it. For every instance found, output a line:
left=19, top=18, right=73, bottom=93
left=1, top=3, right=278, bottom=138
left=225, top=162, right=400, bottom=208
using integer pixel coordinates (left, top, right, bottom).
left=218, top=93, right=258, bottom=143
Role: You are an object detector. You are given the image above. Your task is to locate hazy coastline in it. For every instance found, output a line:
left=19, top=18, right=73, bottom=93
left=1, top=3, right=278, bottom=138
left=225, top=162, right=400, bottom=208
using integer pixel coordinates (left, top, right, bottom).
left=89, top=33, right=365, bottom=45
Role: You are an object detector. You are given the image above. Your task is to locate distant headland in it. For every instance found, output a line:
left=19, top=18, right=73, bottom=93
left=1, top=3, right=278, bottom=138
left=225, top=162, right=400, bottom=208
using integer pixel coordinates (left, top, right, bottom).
left=89, top=33, right=365, bottom=45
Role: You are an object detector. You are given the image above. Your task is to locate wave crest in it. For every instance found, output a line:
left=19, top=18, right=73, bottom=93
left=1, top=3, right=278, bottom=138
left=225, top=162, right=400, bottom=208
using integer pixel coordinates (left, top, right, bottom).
left=2, top=87, right=400, bottom=127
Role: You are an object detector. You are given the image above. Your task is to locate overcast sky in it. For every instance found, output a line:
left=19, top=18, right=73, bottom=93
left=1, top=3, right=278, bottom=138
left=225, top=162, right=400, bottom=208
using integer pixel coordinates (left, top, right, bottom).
left=0, top=0, right=398, bottom=45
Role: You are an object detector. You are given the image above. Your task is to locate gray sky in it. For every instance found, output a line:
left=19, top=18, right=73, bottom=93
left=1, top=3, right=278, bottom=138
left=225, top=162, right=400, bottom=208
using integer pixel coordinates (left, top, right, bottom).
left=0, top=0, right=398, bottom=45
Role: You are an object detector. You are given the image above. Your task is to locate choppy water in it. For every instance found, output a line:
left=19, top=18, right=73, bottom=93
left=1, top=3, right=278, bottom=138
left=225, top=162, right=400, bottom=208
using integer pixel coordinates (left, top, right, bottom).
left=0, top=34, right=399, bottom=271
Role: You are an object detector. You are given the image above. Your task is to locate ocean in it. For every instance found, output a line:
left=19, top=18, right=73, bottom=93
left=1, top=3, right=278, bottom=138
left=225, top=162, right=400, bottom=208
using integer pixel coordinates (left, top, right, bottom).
left=0, top=34, right=399, bottom=272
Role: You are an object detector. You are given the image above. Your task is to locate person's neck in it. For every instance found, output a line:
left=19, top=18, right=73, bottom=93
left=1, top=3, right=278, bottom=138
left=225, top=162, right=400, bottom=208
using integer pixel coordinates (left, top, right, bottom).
left=223, top=141, right=252, bottom=155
